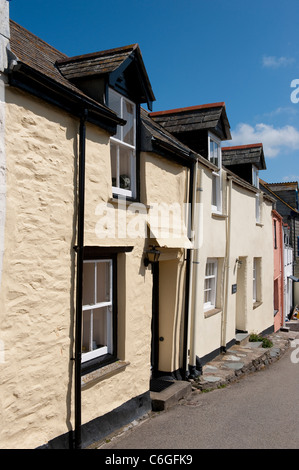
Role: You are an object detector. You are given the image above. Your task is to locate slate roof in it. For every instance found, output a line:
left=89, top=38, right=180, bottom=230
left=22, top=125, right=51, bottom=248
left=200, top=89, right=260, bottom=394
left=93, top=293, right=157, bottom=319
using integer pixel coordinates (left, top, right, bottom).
left=140, top=107, right=216, bottom=169
left=264, top=181, right=298, bottom=191
left=149, top=103, right=231, bottom=141
left=222, top=143, right=266, bottom=170
left=9, top=20, right=101, bottom=105
left=56, top=45, right=136, bottom=79
left=56, top=43, right=155, bottom=109
left=56, top=43, right=151, bottom=87
left=8, top=20, right=154, bottom=119
left=260, top=180, right=299, bottom=213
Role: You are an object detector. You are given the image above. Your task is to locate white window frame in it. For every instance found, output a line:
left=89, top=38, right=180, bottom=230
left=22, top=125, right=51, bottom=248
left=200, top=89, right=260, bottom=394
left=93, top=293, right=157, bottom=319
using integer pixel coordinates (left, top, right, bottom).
left=82, top=259, right=113, bottom=363
left=109, top=88, right=136, bottom=198
left=208, top=132, right=222, bottom=213
left=252, top=166, right=259, bottom=188
left=204, top=258, right=218, bottom=311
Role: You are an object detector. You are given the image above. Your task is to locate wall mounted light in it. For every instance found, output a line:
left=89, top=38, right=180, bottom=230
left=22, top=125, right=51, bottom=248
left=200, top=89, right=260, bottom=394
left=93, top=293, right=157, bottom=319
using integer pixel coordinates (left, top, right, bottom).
left=144, top=246, right=161, bottom=267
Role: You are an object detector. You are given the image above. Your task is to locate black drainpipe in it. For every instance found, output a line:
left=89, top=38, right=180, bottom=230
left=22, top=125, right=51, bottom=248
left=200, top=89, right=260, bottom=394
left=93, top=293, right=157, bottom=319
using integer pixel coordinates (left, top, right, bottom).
left=182, top=158, right=195, bottom=380
left=74, top=109, right=87, bottom=449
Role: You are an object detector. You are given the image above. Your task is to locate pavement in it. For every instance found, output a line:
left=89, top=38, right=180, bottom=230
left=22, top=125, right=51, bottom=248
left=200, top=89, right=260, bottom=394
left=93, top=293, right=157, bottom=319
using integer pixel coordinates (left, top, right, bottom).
left=150, top=322, right=299, bottom=412
left=190, top=324, right=298, bottom=392
left=92, top=321, right=299, bottom=449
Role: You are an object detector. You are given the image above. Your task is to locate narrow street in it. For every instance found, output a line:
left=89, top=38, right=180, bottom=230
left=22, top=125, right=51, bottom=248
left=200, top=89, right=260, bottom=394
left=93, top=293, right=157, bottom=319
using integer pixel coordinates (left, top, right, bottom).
left=99, top=331, right=299, bottom=450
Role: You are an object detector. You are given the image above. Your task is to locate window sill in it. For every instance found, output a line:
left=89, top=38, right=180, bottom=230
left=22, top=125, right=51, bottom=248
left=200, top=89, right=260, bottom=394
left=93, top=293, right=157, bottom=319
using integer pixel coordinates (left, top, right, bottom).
left=212, top=212, right=227, bottom=220
left=256, top=222, right=264, bottom=227
left=253, top=301, right=262, bottom=310
left=81, top=360, right=130, bottom=390
left=109, top=197, right=151, bottom=209
left=204, top=308, right=222, bottom=318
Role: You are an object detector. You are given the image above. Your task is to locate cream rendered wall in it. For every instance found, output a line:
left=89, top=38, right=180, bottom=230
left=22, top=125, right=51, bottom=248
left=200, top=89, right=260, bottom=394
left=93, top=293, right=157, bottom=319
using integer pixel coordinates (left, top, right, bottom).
left=1, top=88, right=78, bottom=449
left=0, top=87, right=154, bottom=448
left=229, top=183, right=273, bottom=336
left=82, top=149, right=190, bottom=420
left=0, top=87, right=192, bottom=447
left=140, top=151, right=189, bottom=373
left=81, top=127, right=153, bottom=425
left=192, top=167, right=227, bottom=359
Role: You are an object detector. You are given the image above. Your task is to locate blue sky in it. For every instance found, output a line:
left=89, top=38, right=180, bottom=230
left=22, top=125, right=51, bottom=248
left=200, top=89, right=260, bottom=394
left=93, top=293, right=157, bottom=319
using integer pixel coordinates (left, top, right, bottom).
left=9, top=0, right=299, bottom=184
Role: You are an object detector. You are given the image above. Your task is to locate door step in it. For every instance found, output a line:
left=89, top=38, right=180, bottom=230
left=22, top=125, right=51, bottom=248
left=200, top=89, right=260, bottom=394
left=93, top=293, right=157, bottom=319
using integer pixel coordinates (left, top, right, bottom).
left=235, top=332, right=249, bottom=346
left=150, top=378, right=174, bottom=393
left=150, top=380, right=192, bottom=412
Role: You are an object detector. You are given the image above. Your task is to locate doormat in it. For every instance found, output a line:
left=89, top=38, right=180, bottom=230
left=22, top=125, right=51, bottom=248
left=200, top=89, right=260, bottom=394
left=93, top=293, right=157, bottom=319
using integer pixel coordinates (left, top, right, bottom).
left=150, top=378, right=175, bottom=393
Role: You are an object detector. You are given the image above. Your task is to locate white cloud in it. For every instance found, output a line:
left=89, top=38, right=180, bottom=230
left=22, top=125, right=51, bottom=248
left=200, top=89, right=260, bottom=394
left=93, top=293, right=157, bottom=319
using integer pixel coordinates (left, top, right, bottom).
left=229, top=122, right=299, bottom=157
left=282, top=175, right=299, bottom=182
left=261, top=106, right=298, bottom=118
left=262, top=55, right=295, bottom=68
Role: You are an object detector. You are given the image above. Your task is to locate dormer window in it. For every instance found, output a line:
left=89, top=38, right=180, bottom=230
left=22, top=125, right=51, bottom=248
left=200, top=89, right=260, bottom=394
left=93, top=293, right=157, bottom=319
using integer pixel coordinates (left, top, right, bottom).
left=209, top=135, right=221, bottom=167
left=208, top=132, right=222, bottom=213
left=109, top=88, right=136, bottom=198
left=252, top=166, right=259, bottom=188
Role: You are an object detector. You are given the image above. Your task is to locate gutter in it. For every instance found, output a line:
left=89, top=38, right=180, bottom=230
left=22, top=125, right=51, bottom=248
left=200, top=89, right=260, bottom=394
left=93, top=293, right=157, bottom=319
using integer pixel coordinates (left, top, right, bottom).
left=7, top=61, right=124, bottom=132
left=182, top=158, right=196, bottom=379
left=73, top=110, right=87, bottom=449
left=151, top=135, right=198, bottom=165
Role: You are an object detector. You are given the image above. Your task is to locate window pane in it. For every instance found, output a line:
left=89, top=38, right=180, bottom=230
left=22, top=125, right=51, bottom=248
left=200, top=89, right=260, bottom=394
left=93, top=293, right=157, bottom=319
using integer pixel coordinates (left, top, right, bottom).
left=82, top=310, right=92, bottom=353
left=206, top=262, right=214, bottom=276
left=93, top=307, right=109, bottom=351
left=109, top=89, right=121, bottom=116
left=83, top=262, right=95, bottom=306
left=123, top=99, right=135, bottom=145
left=204, top=279, right=211, bottom=302
left=204, top=260, right=217, bottom=308
left=109, top=90, right=121, bottom=140
left=119, top=146, right=133, bottom=190
left=210, top=140, right=214, bottom=162
left=209, top=138, right=220, bottom=167
left=82, top=307, right=111, bottom=355
left=96, top=261, right=111, bottom=304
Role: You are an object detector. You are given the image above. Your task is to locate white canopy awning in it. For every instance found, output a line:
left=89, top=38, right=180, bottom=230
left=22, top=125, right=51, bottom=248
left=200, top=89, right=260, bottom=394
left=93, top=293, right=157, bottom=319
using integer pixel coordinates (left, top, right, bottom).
left=148, top=222, right=193, bottom=249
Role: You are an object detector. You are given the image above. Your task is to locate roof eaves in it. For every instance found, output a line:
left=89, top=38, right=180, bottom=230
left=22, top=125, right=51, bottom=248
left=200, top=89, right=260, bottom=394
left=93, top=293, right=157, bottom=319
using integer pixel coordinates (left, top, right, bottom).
left=8, top=61, right=124, bottom=130
left=149, top=102, right=226, bottom=118
left=260, top=181, right=299, bottom=213
left=222, top=143, right=266, bottom=170
left=222, top=143, right=263, bottom=151
left=141, top=108, right=220, bottom=169
left=56, top=44, right=138, bottom=65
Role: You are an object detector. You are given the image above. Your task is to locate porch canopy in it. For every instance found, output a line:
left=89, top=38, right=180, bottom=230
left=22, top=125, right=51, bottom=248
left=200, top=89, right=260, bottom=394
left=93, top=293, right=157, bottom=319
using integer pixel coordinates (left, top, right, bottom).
left=147, top=221, right=193, bottom=249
